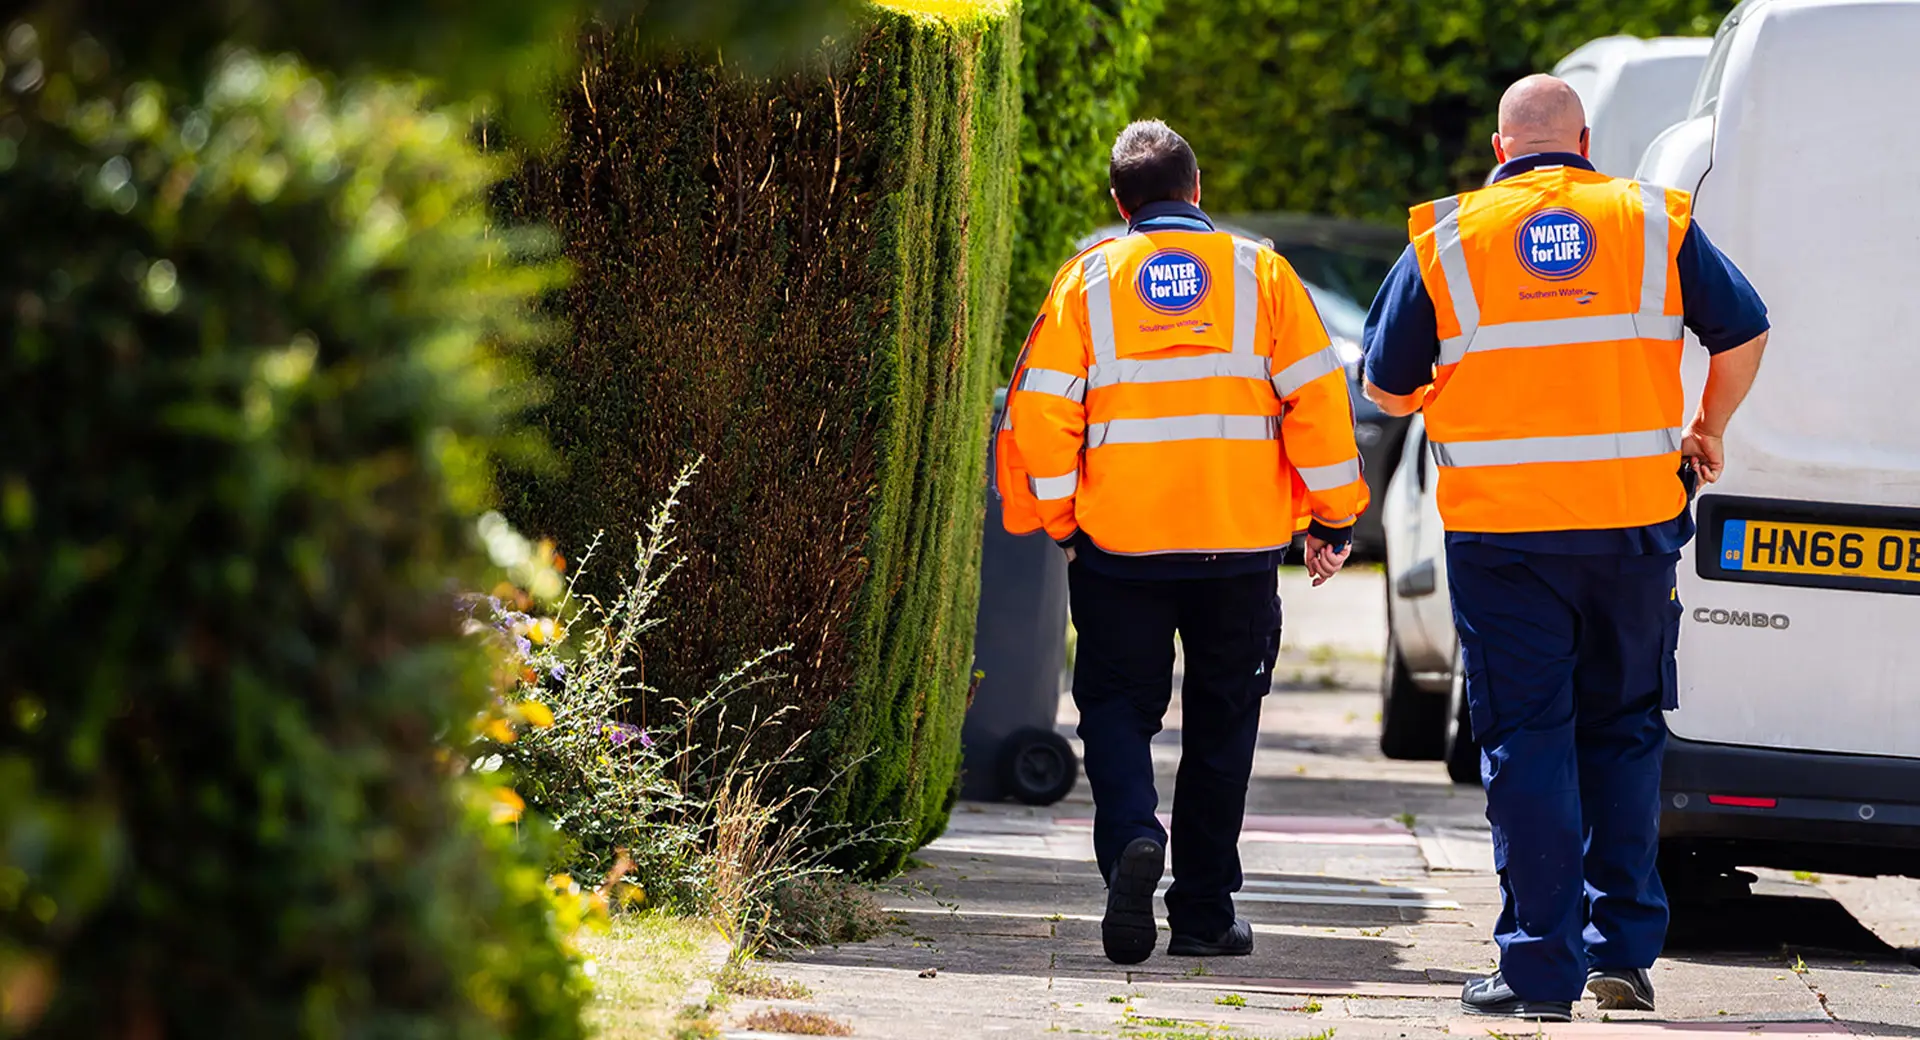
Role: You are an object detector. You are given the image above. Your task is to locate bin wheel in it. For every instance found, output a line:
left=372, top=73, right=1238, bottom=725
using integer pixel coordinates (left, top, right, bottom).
left=999, top=727, right=1078, bottom=806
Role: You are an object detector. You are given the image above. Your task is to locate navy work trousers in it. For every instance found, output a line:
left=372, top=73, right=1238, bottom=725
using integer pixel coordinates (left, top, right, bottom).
left=1068, top=562, right=1282, bottom=940
left=1447, top=542, right=1681, bottom=1002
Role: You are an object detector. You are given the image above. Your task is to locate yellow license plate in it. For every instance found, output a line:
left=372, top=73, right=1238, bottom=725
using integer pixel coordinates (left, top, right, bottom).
left=1721, top=518, right=1920, bottom=582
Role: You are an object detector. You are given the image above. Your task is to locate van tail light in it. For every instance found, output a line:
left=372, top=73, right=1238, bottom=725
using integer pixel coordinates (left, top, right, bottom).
left=1707, top=794, right=1778, bottom=809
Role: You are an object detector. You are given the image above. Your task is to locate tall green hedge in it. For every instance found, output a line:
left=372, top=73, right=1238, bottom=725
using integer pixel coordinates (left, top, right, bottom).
left=499, top=1, right=1020, bottom=877
left=1002, top=0, right=1164, bottom=375
left=1138, top=0, right=1732, bottom=220
left=0, top=42, right=585, bottom=1039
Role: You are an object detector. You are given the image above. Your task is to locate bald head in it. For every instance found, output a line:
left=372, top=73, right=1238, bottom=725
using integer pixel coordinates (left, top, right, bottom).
left=1493, top=74, right=1588, bottom=162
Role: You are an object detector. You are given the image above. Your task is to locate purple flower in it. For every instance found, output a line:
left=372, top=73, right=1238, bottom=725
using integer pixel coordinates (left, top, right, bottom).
left=604, top=723, right=656, bottom=750
left=550, top=663, right=567, bottom=681
left=514, top=635, right=532, bottom=658
left=605, top=722, right=642, bottom=747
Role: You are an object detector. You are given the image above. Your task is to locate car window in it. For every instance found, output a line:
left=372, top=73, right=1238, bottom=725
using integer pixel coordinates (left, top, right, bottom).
left=1306, top=283, right=1368, bottom=343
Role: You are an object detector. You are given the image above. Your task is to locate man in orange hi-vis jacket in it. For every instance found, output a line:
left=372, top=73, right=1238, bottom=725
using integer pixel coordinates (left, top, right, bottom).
left=995, top=120, right=1369, bottom=966
left=1364, top=77, right=1768, bottom=1023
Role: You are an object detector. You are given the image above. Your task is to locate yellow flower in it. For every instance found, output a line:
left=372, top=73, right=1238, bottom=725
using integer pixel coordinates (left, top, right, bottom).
left=520, top=700, right=555, bottom=729
left=489, top=786, right=525, bottom=824
left=527, top=617, right=563, bottom=646
left=483, top=717, right=517, bottom=743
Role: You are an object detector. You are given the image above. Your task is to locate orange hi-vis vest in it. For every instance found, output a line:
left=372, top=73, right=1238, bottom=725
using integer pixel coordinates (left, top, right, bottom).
left=995, top=229, right=1369, bottom=556
left=1410, top=165, right=1693, bottom=533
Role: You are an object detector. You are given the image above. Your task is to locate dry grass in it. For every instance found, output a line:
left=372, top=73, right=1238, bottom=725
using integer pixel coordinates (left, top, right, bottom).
left=765, top=874, right=892, bottom=950
left=738, top=1009, right=853, bottom=1036
left=581, top=914, right=728, bottom=1040
left=718, top=965, right=812, bottom=1001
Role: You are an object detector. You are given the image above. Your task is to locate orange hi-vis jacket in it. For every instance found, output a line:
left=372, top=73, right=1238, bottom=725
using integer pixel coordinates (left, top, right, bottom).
left=995, top=229, right=1369, bottom=556
left=1409, top=165, right=1693, bottom=533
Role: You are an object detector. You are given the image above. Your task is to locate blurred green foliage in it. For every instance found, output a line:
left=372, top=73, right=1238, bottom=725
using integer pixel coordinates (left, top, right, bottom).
left=499, top=2, right=1020, bottom=878
left=0, top=34, right=588, bottom=1037
left=19, top=0, right=857, bottom=136
left=1139, top=0, right=1733, bottom=220
left=1001, top=0, right=1164, bottom=375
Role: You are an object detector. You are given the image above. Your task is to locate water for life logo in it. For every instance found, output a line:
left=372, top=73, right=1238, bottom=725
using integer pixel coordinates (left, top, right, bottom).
left=1136, top=249, right=1211, bottom=314
left=1515, top=209, right=1597, bottom=281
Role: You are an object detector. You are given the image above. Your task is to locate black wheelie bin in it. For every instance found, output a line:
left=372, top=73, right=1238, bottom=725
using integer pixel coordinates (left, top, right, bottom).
left=962, top=389, right=1078, bottom=805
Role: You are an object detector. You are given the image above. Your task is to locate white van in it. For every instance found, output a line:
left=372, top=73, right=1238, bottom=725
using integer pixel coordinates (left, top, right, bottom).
left=1634, top=0, right=1920, bottom=884
left=1552, top=35, right=1712, bottom=177
left=1383, top=0, right=1920, bottom=888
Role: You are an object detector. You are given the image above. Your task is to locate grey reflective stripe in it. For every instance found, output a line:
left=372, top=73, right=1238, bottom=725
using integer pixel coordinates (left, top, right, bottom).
left=1637, top=314, right=1684, bottom=340
left=1431, top=196, right=1479, bottom=365
left=1270, top=346, right=1344, bottom=399
left=1083, top=251, right=1118, bottom=366
left=1438, top=185, right=1684, bottom=364
left=1093, top=539, right=1295, bottom=558
left=1313, top=514, right=1358, bottom=527
left=1430, top=427, right=1682, bottom=468
left=1640, top=183, right=1670, bottom=319
left=1087, top=353, right=1270, bottom=389
left=1231, top=238, right=1261, bottom=356
left=1028, top=469, right=1078, bottom=501
left=1019, top=367, right=1086, bottom=402
left=1296, top=457, right=1362, bottom=491
left=1463, top=313, right=1685, bottom=354
left=1085, top=413, right=1279, bottom=449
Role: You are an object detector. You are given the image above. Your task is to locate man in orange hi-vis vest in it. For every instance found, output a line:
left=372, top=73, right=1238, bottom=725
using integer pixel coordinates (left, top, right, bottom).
left=1364, top=77, right=1770, bottom=1022
left=995, top=120, right=1369, bottom=966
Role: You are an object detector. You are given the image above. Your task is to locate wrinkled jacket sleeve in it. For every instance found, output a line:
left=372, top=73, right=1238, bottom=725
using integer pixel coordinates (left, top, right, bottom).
left=1005, top=261, right=1093, bottom=543
left=1263, top=253, right=1369, bottom=539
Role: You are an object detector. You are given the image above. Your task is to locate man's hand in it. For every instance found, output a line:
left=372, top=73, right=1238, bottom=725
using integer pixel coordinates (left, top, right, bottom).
left=1681, top=415, right=1725, bottom=484
left=1064, top=545, right=1078, bottom=564
left=1685, top=330, right=1767, bottom=486
left=1303, top=535, right=1351, bottom=587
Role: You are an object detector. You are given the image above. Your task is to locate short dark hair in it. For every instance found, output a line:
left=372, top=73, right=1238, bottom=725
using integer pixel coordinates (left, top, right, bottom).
left=1109, top=120, right=1199, bottom=212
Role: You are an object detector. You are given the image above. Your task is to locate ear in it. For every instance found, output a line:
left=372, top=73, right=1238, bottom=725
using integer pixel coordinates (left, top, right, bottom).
left=1490, top=131, right=1509, bottom=165
left=1111, top=188, right=1131, bottom=222
left=1579, top=126, right=1591, bottom=159
left=1191, top=168, right=1204, bottom=206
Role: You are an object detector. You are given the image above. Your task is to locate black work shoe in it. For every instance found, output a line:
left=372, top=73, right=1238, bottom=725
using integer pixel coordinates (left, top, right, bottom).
left=1101, top=837, right=1164, bottom=965
left=1167, top=917, right=1254, bottom=957
left=1587, top=967, right=1656, bottom=1011
left=1459, top=972, right=1573, bottom=1022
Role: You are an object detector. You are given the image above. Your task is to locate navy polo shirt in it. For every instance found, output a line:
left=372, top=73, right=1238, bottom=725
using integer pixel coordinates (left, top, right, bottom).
left=1361, top=152, right=1770, bottom=555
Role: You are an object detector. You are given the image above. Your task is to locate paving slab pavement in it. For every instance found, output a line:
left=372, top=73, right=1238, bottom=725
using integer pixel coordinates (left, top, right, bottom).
left=736, top=571, right=1920, bottom=1039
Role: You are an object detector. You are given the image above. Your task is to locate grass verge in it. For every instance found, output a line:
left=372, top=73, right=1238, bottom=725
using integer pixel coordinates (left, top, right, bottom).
left=583, top=914, right=728, bottom=1039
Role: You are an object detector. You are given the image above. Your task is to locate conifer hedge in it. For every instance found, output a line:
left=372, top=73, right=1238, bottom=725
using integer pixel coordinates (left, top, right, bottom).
left=1001, top=0, right=1164, bottom=375
left=1138, top=0, right=1732, bottom=220
left=0, top=42, right=585, bottom=1038
left=500, top=1, right=1020, bottom=876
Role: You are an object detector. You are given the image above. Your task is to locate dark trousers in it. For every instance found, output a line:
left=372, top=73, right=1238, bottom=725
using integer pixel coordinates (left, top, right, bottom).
left=1447, top=542, right=1681, bottom=1002
left=1068, top=562, right=1282, bottom=939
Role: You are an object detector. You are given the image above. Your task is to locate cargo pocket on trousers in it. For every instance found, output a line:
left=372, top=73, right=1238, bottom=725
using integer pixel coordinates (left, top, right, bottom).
left=1660, top=595, right=1682, bottom=711
left=1458, top=629, right=1496, bottom=741
left=1256, top=593, right=1282, bottom=696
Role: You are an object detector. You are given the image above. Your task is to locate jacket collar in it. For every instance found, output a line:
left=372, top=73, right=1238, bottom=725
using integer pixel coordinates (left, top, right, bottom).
left=1127, top=199, right=1216, bottom=234
left=1490, top=151, right=1595, bottom=184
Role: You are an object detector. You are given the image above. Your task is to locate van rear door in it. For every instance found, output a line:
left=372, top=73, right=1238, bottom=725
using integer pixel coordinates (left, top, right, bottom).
left=1675, top=0, right=1920, bottom=760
